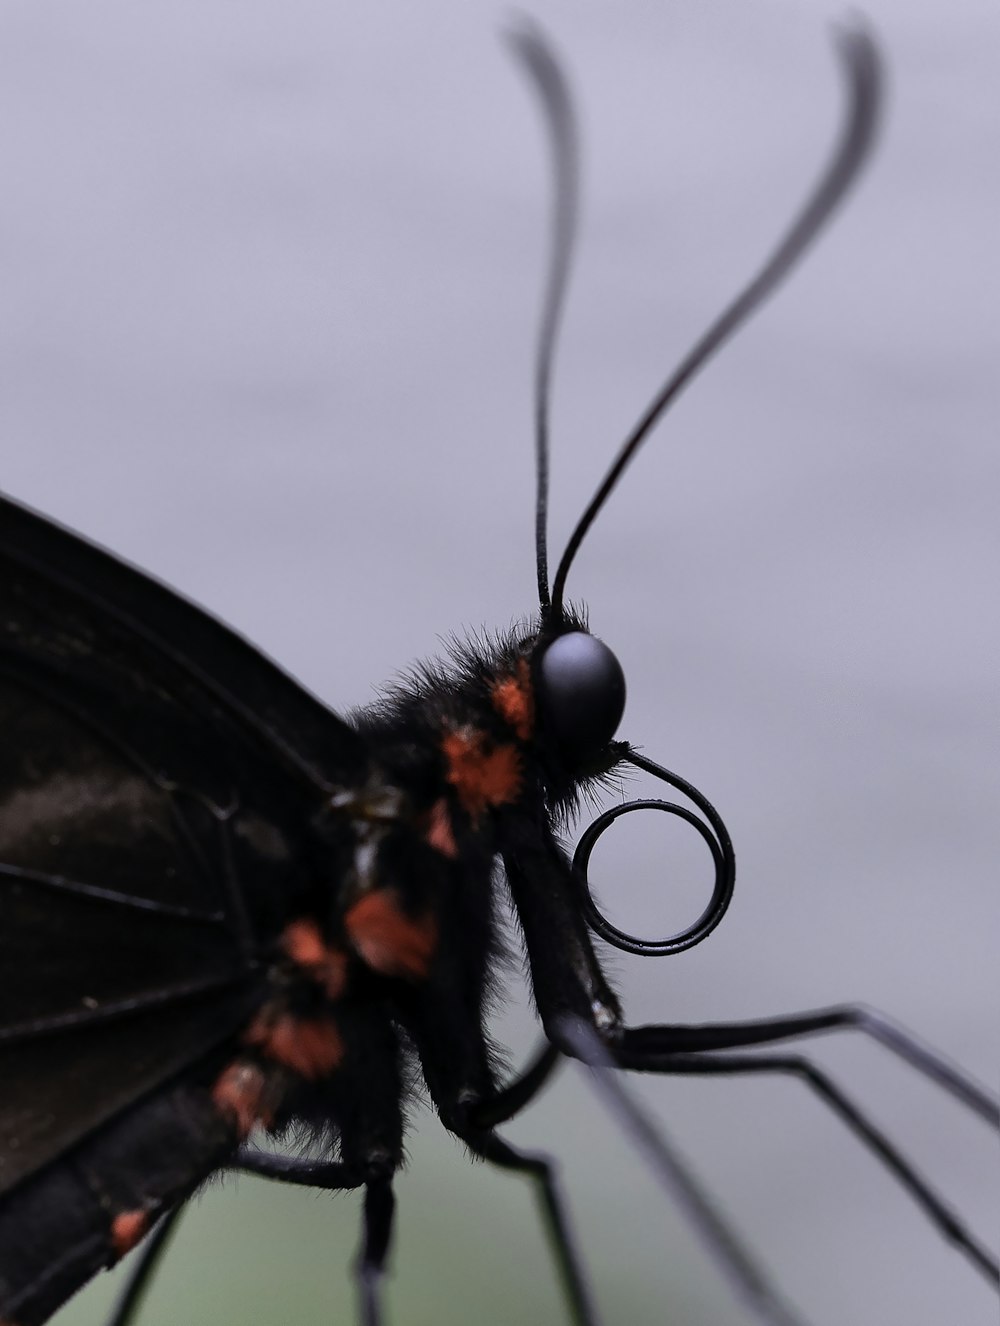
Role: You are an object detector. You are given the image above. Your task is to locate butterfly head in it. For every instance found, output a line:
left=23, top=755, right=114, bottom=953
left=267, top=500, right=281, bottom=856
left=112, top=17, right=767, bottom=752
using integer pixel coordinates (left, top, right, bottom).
left=533, top=627, right=625, bottom=769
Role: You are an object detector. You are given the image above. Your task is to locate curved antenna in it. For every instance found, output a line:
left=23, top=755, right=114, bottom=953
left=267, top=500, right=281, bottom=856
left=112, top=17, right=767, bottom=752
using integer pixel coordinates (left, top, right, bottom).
left=550, top=23, right=884, bottom=619
left=506, top=21, right=581, bottom=615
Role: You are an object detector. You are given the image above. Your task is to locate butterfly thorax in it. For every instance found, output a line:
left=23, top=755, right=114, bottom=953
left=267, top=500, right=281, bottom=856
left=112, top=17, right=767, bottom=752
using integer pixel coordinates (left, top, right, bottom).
left=209, top=617, right=627, bottom=1147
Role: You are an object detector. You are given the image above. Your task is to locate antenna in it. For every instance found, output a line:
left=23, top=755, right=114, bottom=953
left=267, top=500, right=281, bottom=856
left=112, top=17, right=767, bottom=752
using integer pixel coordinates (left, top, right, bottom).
left=507, top=21, right=581, bottom=616
left=542, top=23, right=884, bottom=620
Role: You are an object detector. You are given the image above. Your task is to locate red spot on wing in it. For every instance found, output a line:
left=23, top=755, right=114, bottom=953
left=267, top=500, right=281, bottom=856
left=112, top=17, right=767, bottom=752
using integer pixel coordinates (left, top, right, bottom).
left=110, top=1210, right=150, bottom=1260
left=244, top=1013, right=343, bottom=1080
left=490, top=659, right=534, bottom=740
left=441, top=729, right=521, bottom=819
left=344, top=890, right=438, bottom=981
left=425, top=797, right=457, bottom=859
left=211, top=1062, right=273, bottom=1139
left=281, top=918, right=348, bottom=998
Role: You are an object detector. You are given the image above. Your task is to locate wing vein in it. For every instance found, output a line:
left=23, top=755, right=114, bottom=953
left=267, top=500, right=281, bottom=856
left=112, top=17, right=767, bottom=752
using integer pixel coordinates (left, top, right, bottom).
left=0, top=974, right=256, bottom=1045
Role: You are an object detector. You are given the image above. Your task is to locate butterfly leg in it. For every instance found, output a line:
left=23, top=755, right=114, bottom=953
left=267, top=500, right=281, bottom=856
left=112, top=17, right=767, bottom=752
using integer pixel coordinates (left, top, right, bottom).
left=558, top=1018, right=999, bottom=1297
left=233, top=1149, right=395, bottom=1326
left=502, top=830, right=814, bottom=1324
left=613, top=1014, right=998, bottom=1280
left=386, top=894, right=595, bottom=1325
left=473, top=1039, right=562, bottom=1127
left=103, top=1201, right=186, bottom=1326
left=396, top=1014, right=594, bottom=1326
left=357, top=1176, right=394, bottom=1326
left=626, top=1044, right=999, bottom=1284
left=553, top=1020, right=813, bottom=1326
left=232, top=1147, right=367, bottom=1185
left=619, top=1007, right=999, bottom=1124
left=445, top=1122, right=599, bottom=1326
left=453, top=1038, right=601, bottom=1320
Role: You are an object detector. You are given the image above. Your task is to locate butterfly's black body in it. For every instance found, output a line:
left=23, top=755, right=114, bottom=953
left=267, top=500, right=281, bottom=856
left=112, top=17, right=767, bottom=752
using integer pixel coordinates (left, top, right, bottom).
left=1, top=472, right=645, bottom=1326
left=0, top=491, right=630, bottom=1326
left=1, top=23, right=997, bottom=1326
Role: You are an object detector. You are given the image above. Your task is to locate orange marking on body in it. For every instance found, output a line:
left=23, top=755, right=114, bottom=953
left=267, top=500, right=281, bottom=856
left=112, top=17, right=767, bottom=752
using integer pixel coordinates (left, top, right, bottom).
left=344, top=889, right=438, bottom=981
left=490, top=659, right=534, bottom=740
left=425, top=797, right=457, bottom=859
left=282, top=917, right=326, bottom=966
left=244, top=1012, right=343, bottom=1080
left=211, top=1061, right=273, bottom=1139
left=110, top=1210, right=150, bottom=1260
left=441, top=729, right=522, bottom=818
left=281, top=918, right=348, bottom=998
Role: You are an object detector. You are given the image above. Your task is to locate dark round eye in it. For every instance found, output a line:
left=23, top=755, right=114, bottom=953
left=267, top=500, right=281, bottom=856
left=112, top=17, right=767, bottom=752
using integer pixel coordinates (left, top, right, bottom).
left=537, top=631, right=626, bottom=762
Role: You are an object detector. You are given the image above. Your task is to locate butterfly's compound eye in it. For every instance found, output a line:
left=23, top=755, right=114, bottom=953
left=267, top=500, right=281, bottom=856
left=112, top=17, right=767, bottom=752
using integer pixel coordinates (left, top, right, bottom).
left=537, top=631, right=626, bottom=762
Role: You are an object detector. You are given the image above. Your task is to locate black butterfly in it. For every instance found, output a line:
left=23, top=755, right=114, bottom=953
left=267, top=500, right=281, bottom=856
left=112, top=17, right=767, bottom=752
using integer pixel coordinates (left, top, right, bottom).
left=1, top=22, right=996, bottom=1326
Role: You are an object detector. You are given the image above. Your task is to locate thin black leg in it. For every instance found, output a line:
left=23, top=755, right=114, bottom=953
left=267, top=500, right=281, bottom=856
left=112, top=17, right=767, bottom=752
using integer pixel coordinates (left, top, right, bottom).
left=104, top=1201, right=185, bottom=1326
left=232, top=1148, right=395, bottom=1326
left=457, top=1126, right=599, bottom=1326
left=357, top=1177, right=395, bottom=1326
left=616, top=1046, right=1000, bottom=1287
left=556, top=1017, right=809, bottom=1326
left=621, top=1005, right=999, bottom=1125
left=232, top=1147, right=365, bottom=1190
left=104, top=1146, right=363, bottom=1326
left=471, top=1039, right=562, bottom=1129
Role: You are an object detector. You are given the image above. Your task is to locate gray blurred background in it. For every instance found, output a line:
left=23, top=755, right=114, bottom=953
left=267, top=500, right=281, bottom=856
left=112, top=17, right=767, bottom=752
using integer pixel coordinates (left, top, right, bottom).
left=0, top=1, right=996, bottom=1324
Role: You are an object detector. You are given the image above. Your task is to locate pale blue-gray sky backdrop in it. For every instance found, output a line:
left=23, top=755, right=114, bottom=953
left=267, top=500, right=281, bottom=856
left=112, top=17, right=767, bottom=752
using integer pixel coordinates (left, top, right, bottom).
left=0, top=2, right=996, bottom=1325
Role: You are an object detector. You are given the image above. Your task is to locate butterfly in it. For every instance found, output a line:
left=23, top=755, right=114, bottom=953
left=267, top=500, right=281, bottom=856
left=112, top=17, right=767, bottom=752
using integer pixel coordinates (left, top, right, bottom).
left=1, top=18, right=996, bottom=1326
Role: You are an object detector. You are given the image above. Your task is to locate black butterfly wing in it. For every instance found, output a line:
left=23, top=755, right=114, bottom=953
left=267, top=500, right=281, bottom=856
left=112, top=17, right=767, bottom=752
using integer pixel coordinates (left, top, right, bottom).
left=0, top=493, right=368, bottom=1194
